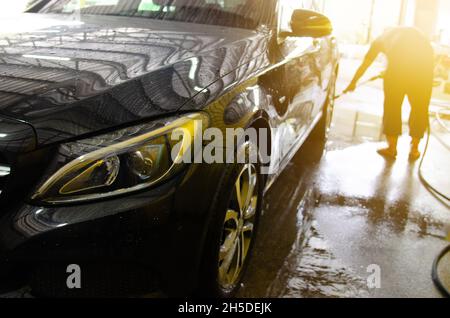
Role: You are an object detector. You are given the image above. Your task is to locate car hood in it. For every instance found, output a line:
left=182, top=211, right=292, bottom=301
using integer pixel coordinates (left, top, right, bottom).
left=0, top=13, right=269, bottom=148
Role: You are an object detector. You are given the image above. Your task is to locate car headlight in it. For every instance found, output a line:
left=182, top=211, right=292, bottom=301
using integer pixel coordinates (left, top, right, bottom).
left=32, top=113, right=209, bottom=204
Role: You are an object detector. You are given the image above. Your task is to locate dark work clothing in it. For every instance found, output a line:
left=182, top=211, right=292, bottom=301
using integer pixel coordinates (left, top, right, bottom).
left=383, top=74, right=432, bottom=138
left=367, top=27, right=434, bottom=138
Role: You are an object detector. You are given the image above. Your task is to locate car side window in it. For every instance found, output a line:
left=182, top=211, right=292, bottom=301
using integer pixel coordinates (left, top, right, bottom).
left=59, top=0, right=119, bottom=13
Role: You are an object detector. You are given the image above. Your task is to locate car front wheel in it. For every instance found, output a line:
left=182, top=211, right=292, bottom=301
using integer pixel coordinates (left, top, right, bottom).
left=199, top=143, right=264, bottom=297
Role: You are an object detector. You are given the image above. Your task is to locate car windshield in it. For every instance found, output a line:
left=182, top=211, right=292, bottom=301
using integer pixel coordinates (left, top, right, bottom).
left=38, top=0, right=274, bottom=29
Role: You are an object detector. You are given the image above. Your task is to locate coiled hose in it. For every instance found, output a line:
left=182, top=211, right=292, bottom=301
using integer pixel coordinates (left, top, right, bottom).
left=421, top=105, right=450, bottom=298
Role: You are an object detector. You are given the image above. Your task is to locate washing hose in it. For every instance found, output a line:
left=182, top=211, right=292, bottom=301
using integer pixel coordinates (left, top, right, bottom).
left=419, top=108, right=450, bottom=204
left=421, top=105, right=450, bottom=298
left=432, top=244, right=450, bottom=297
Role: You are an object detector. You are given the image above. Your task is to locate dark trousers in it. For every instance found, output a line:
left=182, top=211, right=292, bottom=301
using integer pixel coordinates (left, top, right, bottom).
left=383, top=74, right=432, bottom=139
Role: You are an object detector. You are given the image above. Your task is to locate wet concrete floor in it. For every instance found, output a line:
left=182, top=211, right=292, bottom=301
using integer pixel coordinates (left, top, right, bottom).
left=238, top=58, right=450, bottom=298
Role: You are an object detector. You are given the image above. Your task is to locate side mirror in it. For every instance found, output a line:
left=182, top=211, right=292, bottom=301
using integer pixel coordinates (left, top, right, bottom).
left=289, top=9, right=333, bottom=38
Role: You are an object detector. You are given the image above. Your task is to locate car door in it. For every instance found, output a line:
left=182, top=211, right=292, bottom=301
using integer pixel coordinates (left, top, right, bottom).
left=309, top=35, right=335, bottom=121
left=266, top=0, right=322, bottom=162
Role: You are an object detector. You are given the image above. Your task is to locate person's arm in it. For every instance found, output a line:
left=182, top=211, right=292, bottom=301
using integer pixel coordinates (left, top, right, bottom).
left=344, top=40, right=382, bottom=93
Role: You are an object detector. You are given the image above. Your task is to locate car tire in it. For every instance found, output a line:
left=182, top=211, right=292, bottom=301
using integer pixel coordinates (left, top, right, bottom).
left=198, top=142, right=264, bottom=297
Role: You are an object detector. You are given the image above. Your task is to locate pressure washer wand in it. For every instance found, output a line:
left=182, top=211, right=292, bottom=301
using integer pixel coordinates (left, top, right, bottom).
left=334, top=74, right=384, bottom=100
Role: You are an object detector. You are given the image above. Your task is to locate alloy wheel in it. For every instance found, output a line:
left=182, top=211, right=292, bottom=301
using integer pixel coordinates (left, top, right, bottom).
left=217, top=163, right=258, bottom=289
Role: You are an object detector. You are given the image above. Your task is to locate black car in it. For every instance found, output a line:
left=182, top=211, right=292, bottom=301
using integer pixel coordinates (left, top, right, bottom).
left=0, top=0, right=338, bottom=297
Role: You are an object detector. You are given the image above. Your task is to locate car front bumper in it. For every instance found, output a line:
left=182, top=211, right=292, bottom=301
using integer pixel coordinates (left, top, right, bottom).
left=0, top=163, right=224, bottom=297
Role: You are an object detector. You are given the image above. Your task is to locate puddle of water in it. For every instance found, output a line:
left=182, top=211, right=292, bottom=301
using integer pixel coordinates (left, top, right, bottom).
left=239, top=138, right=371, bottom=298
left=267, top=221, right=370, bottom=298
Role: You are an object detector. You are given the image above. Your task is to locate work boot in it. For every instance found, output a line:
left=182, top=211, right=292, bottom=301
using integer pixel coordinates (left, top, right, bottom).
left=409, top=149, right=421, bottom=161
left=377, top=147, right=397, bottom=159
left=409, top=138, right=422, bottom=161
left=377, top=135, right=398, bottom=160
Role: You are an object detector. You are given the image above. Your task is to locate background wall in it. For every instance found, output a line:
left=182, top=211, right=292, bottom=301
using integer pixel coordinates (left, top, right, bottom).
left=320, top=0, right=450, bottom=46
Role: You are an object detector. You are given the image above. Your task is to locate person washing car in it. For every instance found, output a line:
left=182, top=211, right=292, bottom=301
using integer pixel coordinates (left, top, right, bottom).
left=345, top=27, right=435, bottom=160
